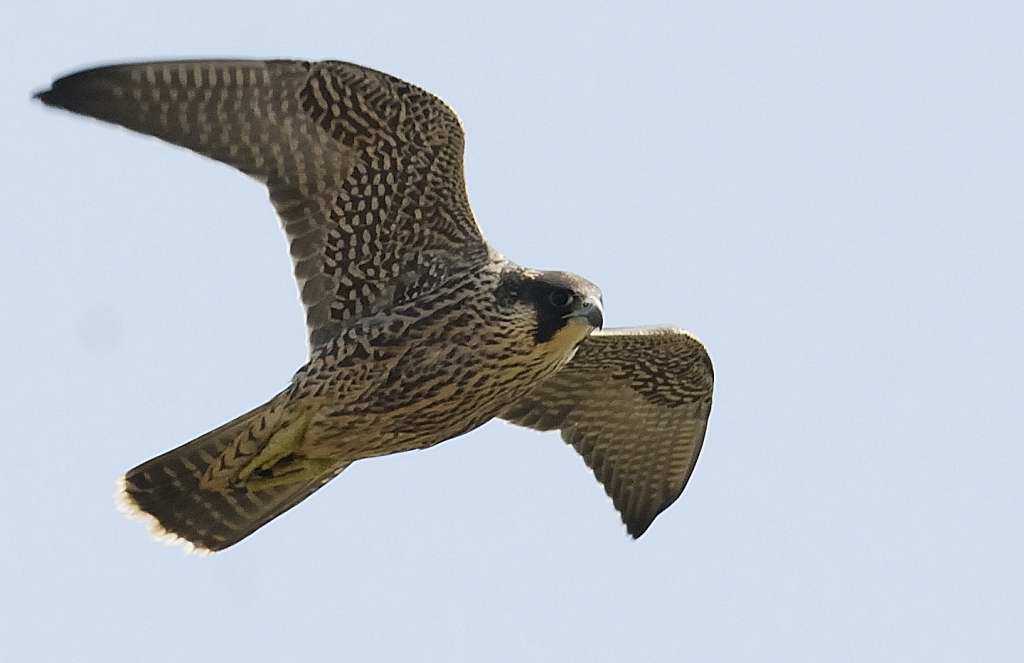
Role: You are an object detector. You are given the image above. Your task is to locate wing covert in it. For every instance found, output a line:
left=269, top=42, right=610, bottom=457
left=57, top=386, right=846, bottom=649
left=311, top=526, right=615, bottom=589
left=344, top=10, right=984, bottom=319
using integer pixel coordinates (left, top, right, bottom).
left=500, top=327, right=713, bottom=537
left=37, top=59, right=488, bottom=346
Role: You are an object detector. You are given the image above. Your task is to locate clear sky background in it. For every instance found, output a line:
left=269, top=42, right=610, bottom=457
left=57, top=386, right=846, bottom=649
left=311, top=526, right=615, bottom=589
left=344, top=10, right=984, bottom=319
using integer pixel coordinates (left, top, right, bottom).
left=3, top=1, right=1021, bottom=661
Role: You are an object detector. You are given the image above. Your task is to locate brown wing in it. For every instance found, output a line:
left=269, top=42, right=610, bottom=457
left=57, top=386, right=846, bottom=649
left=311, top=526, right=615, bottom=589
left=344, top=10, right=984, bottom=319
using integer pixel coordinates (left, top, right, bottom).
left=501, top=327, right=714, bottom=537
left=36, top=59, right=488, bottom=346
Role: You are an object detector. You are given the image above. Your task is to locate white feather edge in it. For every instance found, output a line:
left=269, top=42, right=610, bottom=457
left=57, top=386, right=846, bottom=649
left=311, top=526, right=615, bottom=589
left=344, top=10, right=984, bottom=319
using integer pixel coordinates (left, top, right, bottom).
left=114, top=475, right=214, bottom=557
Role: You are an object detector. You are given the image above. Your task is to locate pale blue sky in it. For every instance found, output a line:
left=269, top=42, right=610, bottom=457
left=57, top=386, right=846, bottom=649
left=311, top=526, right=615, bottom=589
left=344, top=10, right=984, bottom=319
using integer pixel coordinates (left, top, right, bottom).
left=3, top=1, right=1022, bottom=661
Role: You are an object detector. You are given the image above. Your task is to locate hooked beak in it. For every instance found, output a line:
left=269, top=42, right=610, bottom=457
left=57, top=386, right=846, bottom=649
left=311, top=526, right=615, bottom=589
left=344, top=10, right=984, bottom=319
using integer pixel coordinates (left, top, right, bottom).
left=568, top=296, right=604, bottom=330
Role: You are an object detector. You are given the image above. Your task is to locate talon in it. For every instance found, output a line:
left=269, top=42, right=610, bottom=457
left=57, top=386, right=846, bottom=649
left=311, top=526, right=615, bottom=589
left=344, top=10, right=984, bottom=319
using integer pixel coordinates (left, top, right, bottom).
left=242, top=457, right=336, bottom=491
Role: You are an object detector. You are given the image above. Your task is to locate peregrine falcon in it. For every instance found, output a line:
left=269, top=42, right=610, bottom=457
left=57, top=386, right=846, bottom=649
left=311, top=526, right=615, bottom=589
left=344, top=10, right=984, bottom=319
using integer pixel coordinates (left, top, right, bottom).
left=37, top=60, right=714, bottom=553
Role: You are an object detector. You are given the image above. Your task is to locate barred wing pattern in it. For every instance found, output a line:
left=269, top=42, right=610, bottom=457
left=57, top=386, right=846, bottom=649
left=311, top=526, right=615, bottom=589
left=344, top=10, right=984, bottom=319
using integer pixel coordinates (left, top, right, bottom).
left=501, top=327, right=713, bottom=537
left=37, top=59, right=488, bottom=346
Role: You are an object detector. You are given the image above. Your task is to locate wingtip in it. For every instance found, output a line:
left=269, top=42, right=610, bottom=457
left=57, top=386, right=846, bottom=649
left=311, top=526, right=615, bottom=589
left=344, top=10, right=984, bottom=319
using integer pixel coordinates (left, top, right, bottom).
left=32, top=66, right=112, bottom=112
left=626, top=525, right=647, bottom=540
left=114, top=475, right=214, bottom=557
left=32, top=87, right=53, bottom=104
left=624, top=514, right=655, bottom=539
left=33, top=80, right=72, bottom=109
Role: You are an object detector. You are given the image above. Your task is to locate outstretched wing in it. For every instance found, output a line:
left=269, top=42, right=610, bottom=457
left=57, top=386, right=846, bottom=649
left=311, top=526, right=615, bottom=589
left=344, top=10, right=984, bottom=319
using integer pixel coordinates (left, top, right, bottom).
left=37, top=59, right=489, bottom=346
left=500, top=327, right=713, bottom=537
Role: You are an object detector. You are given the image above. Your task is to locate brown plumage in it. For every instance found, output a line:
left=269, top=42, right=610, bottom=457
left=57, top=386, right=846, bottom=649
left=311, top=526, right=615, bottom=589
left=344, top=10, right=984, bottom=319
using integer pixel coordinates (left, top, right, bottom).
left=37, top=59, right=714, bottom=553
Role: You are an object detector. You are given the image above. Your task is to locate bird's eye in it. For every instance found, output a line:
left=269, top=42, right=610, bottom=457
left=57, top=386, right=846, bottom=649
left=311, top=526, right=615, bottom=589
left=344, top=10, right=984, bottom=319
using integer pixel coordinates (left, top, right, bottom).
left=548, top=290, right=574, bottom=309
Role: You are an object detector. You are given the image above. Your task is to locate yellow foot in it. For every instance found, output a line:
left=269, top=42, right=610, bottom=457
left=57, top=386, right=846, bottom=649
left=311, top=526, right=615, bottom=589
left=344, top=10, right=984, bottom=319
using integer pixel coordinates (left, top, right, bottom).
left=242, top=457, right=338, bottom=491
left=237, top=411, right=313, bottom=483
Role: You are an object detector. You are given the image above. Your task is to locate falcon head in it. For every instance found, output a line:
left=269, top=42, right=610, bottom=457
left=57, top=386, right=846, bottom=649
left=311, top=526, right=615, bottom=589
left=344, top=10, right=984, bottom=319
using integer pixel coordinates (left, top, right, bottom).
left=497, top=268, right=604, bottom=355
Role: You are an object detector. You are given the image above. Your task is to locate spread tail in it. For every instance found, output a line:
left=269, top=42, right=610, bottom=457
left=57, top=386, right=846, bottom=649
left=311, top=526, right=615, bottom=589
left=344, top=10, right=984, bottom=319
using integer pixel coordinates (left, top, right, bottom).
left=117, top=400, right=347, bottom=554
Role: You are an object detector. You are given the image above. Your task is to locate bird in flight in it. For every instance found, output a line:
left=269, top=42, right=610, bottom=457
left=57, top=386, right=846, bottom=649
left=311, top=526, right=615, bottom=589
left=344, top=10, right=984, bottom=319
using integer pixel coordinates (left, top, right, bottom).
left=37, top=60, right=714, bottom=553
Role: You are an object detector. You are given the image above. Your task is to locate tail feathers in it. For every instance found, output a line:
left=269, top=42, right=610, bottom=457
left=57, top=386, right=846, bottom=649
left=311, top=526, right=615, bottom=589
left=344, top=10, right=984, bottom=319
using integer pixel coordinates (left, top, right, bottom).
left=117, top=402, right=347, bottom=554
